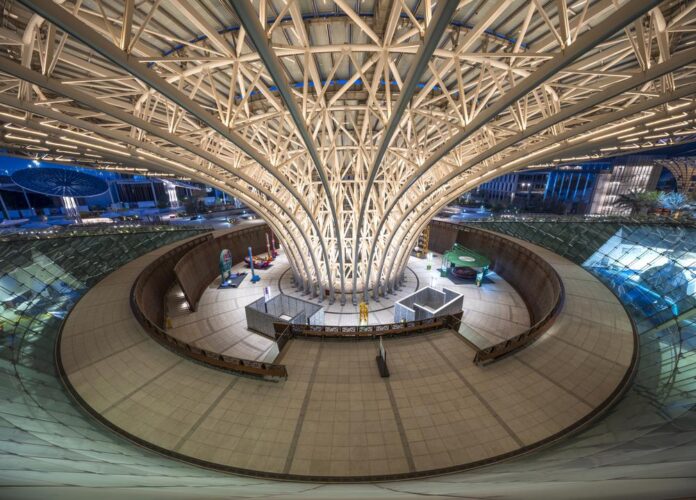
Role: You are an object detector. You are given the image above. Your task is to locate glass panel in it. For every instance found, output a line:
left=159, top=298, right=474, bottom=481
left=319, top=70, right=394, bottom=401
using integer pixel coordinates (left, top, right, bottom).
left=0, top=227, right=227, bottom=485
left=462, top=217, right=696, bottom=481
left=1, top=218, right=695, bottom=492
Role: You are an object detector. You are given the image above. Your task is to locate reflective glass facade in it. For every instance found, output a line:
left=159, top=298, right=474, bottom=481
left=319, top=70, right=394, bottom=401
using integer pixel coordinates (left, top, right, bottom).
left=463, top=218, right=696, bottom=489
left=0, top=228, right=230, bottom=490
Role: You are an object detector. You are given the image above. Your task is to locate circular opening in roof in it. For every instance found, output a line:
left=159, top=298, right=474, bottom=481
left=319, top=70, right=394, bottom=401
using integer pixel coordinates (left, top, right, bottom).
left=11, top=167, right=109, bottom=197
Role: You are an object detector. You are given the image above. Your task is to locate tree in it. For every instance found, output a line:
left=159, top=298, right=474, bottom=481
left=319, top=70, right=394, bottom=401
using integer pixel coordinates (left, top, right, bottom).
left=658, top=192, right=690, bottom=217
left=613, top=189, right=659, bottom=215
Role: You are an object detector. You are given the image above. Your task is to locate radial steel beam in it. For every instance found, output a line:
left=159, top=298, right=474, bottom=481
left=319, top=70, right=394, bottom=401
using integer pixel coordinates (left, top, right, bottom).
left=386, top=0, right=664, bottom=204
left=354, top=0, right=460, bottom=302
left=363, top=0, right=665, bottom=298
left=16, top=0, right=264, bottom=171
left=0, top=92, right=312, bottom=283
left=228, top=0, right=347, bottom=302
left=392, top=135, right=696, bottom=286
left=0, top=56, right=323, bottom=298
left=380, top=86, right=696, bottom=297
left=0, top=109, right=305, bottom=283
left=379, top=44, right=696, bottom=260
left=15, top=0, right=337, bottom=300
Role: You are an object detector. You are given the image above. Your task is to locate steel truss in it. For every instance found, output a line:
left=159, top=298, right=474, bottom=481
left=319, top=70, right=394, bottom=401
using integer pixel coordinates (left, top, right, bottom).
left=1, top=0, right=695, bottom=303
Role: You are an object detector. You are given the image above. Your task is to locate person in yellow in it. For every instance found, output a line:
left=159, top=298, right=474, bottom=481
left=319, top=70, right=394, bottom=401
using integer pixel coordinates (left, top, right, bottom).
left=359, top=301, right=369, bottom=325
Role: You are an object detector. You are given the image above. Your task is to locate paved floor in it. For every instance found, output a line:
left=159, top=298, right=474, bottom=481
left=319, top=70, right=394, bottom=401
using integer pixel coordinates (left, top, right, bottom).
left=165, top=251, right=529, bottom=361
left=59, top=231, right=635, bottom=480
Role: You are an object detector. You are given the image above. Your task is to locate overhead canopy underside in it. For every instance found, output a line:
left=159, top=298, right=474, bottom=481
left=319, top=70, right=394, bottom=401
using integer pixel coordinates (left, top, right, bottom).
left=1, top=0, right=696, bottom=302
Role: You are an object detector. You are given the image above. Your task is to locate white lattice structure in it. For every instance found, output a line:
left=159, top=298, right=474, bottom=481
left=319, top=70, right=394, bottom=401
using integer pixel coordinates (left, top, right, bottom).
left=657, top=157, right=696, bottom=193
left=1, top=0, right=696, bottom=303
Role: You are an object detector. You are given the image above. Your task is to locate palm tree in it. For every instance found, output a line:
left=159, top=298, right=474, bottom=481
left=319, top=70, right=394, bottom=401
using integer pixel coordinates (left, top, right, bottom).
left=613, top=189, right=659, bottom=215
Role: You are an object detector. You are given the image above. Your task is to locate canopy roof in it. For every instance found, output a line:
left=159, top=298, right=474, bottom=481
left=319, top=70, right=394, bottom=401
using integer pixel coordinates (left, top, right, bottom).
left=1, top=0, right=695, bottom=299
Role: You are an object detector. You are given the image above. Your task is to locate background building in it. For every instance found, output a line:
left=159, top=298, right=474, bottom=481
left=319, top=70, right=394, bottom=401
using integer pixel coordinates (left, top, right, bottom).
left=589, top=157, right=663, bottom=215
left=475, top=157, right=664, bottom=215
left=0, top=155, right=244, bottom=221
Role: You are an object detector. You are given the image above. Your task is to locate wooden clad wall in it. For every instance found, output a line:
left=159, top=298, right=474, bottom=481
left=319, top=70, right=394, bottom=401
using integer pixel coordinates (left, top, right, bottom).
left=133, top=234, right=213, bottom=329
left=174, top=225, right=270, bottom=311
left=428, top=221, right=459, bottom=254
left=429, top=221, right=562, bottom=326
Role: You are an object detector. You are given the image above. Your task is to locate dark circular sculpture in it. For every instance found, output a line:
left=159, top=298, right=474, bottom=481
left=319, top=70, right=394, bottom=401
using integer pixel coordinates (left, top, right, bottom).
left=452, top=266, right=477, bottom=279
left=11, top=167, right=109, bottom=197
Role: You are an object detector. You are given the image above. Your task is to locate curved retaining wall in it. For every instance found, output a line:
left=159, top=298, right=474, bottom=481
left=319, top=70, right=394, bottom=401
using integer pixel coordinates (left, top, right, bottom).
left=130, top=224, right=288, bottom=380
left=60, top=226, right=637, bottom=481
left=429, top=220, right=564, bottom=362
left=132, top=233, right=213, bottom=329
left=174, top=224, right=271, bottom=311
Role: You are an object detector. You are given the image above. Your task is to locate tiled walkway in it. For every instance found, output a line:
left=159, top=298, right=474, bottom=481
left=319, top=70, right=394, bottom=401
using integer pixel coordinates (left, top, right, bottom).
left=165, top=250, right=529, bottom=361
left=59, top=231, right=635, bottom=480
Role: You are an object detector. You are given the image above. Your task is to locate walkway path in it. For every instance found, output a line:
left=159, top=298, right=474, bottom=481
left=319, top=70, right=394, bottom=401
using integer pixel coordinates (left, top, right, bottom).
left=59, top=231, right=635, bottom=480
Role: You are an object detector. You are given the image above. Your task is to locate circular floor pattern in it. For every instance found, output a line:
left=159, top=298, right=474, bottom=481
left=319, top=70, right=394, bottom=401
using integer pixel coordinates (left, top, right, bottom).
left=164, top=250, right=531, bottom=363
left=58, top=230, right=636, bottom=481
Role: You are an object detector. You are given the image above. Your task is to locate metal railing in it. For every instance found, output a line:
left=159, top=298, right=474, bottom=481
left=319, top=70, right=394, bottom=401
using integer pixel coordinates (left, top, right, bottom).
left=273, top=313, right=463, bottom=341
left=131, top=302, right=288, bottom=380
left=436, top=213, right=695, bottom=226
left=133, top=222, right=564, bottom=374
left=0, top=222, right=213, bottom=242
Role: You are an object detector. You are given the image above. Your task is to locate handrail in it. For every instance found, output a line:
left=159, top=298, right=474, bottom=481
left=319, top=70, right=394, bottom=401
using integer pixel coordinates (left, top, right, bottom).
left=130, top=232, right=288, bottom=381
left=436, top=214, right=696, bottom=226
left=130, top=294, right=288, bottom=379
left=0, top=223, right=212, bottom=242
left=458, top=287, right=564, bottom=365
left=133, top=220, right=564, bottom=373
left=273, top=313, right=463, bottom=341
